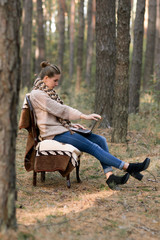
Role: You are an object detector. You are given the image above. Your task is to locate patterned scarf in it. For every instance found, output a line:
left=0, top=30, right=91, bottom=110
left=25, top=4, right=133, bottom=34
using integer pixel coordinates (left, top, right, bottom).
left=33, top=78, right=72, bottom=131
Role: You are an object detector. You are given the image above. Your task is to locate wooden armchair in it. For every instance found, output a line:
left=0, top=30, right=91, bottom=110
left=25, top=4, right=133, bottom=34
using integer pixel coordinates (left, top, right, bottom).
left=19, top=95, right=81, bottom=188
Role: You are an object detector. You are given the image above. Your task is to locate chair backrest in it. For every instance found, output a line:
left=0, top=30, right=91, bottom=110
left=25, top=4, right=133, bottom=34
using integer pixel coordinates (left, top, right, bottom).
left=26, top=95, right=39, bottom=147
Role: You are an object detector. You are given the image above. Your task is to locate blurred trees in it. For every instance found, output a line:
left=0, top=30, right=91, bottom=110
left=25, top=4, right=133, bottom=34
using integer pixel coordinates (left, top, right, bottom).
left=21, top=0, right=33, bottom=88
left=76, top=0, right=85, bottom=92
left=0, top=0, right=21, bottom=231
left=57, top=0, right=66, bottom=84
left=35, top=0, right=46, bottom=74
left=85, top=0, right=96, bottom=87
left=143, top=0, right=157, bottom=90
left=129, top=0, right=145, bottom=113
left=69, top=0, right=75, bottom=80
left=19, top=0, right=160, bottom=141
left=154, top=0, right=160, bottom=106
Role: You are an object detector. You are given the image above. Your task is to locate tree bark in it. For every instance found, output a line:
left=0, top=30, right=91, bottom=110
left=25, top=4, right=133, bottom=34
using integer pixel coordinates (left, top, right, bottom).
left=154, top=0, right=160, bottom=107
left=69, top=0, right=75, bottom=79
left=95, top=0, right=116, bottom=127
left=0, top=0, right=21, bottom=231
left=35, top=0, right=46, bottom=74
left=143, top=0, right=157, bottom=90
left=76, top=0, right=84, bottom=92
left=111, top=0, right=131, bottom=143
left=58, top=0, right=65, bottom=85
left=154, top=0, right=160, bottom=75
left=129, top=0, right=145, bottom=113
left=85, top=0, right=96, bottom=86
left=21, top=0, right=33, bottom=89
left=43, top=0, right=53, bottom=63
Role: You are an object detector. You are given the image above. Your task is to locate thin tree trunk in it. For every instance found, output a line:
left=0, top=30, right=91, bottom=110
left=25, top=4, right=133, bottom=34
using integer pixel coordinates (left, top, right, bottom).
left=129, top=0, right=145, bottom=113
left=85, top=0, right=96, bottom=86
left=154, top=0, right=160, bottom=107
left=69, top=0, right=75, bottom=79
left=143, top=0, right=157, bottom=90
left=154, top=0, right=160, bottom=75
left=95, top=0, right=116, bottom=127
left=144, top=0, right=149, bottom=37
left=111, top=0, right=131, bottom=143
left=58, top=0, right=65, bottom=84
left=44, top=0, right=52, bottom=61
left=0, top=0, right=21, bottom=231
left=21, top=0, right=33, bottom=89
left=130, top=0, right=135, bottom=47
left=35, top=0, right=46, bottom=74
left=31, top=0, right=37, bottom=78
left=76, top=0, right=84, bottom=92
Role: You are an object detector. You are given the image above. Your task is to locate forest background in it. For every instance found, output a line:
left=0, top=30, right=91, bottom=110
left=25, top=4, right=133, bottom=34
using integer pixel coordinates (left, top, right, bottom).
left=0, top=0, right=160, bottom=239
left=21, top=0, right=160, bottom=142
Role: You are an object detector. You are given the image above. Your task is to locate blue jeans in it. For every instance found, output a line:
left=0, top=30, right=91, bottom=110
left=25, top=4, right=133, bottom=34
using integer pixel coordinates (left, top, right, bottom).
left=54, top=131, right=125, bottom=174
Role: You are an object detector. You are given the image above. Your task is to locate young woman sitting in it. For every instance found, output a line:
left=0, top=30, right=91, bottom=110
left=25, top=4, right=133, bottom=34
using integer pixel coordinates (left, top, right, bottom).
left=30, top=61, right=150, bottom=190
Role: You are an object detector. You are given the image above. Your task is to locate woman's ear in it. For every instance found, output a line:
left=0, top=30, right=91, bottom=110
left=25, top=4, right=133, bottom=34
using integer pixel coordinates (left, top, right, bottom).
left=43, top=75, right=48, bottom=83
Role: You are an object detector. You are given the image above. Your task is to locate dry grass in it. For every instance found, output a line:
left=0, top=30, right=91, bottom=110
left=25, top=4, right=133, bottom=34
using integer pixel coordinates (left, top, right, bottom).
left=0, top=102, right=160, bottom=240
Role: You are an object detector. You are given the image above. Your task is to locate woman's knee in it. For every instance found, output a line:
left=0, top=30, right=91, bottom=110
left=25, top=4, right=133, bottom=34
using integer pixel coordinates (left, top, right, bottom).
left=100, top=135, right=107, bottom=143
left=99, top=135, right=109, bottom=151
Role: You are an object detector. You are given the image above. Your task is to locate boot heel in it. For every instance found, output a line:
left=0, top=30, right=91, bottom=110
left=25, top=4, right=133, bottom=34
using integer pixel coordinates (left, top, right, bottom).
left=131, top=172, right=143, bottom=181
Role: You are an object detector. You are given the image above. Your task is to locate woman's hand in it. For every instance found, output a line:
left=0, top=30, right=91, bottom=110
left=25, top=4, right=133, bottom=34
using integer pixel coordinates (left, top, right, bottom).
left=80, top=113, right=101, bottom=121
left=72, top=123, right=86, bottom=129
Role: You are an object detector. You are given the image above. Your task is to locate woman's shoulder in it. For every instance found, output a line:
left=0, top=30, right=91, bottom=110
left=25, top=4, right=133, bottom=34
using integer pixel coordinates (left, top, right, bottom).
left=30, top=89, right=47, bottom=98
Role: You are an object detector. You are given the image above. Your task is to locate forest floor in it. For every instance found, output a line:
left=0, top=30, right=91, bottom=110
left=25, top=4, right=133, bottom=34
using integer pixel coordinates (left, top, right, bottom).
left=0, top=105, right=160, bottom=240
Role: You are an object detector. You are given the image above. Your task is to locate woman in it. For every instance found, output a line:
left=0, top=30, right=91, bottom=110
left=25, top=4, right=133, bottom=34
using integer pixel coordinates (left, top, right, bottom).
left=30, top=61, right=150, bottom=190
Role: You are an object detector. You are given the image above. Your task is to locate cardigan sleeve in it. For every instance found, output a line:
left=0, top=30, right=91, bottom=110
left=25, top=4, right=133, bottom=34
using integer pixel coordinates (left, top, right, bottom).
left=30, top=90, right=82, bottom=120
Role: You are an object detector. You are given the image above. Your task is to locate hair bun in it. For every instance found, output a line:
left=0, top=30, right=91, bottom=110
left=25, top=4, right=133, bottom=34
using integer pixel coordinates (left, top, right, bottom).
left=40, top=61, right=50, bottom=68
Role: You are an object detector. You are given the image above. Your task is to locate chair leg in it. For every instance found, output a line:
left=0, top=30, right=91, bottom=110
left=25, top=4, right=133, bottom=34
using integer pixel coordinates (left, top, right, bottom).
left=33, top=171, right=37, bottom=186
left=66, top=174, right=71, bottom=188
left=41, top=171, right=45, bottom=182
left=76, top=160, right=81, bottom=183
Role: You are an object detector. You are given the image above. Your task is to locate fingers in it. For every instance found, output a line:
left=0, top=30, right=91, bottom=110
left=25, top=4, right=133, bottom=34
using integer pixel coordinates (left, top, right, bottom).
left=73, top=124, right=86, bottom=129
left=80, top=113, right=101, bottom=121
left=90, top=114, right=101, bottom=121
left=78, top=124, right=86, bottom=129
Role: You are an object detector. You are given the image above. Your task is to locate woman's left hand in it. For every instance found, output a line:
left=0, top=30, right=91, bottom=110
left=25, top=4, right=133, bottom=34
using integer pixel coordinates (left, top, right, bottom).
left=72, top=123, right=86, bottom=129
left=80, top=113, right=101, bottom=121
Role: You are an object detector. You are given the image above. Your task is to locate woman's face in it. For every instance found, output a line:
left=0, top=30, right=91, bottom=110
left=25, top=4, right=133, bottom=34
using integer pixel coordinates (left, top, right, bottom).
left=43, top=74, right=61, bottom=89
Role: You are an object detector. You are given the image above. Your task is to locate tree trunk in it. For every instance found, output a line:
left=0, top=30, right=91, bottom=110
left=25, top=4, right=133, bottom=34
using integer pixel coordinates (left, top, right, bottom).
left=35, top=0, right=46, bottom=74
left=58, top=0, right=65, bottom=85
left=154, top=0, right=160, bottom=107
left=111, top=0, right=131, bottom=143
left=143, top=0, right=157, bottom=90
left=85, top=0, right=96, bottom=86
left=154, top=0, right=160, bottom=75
left=144, top=0, right=149, bottom=37
left=0, top=0, right=21, bottom=231
left=31, top=0, right=37, bottom=78
left=129, top=0, right=145, bottom=113
left=76, top=0, right=84, bottom=92
left=130, top=0, right=135, bottom=48
left=21, top=0, right=33, bottom=89
left=95, top=0, right=116, bottom=127
left=43, top=0, right=54, bottom=62
left=69, top=0, right=75, bottom=79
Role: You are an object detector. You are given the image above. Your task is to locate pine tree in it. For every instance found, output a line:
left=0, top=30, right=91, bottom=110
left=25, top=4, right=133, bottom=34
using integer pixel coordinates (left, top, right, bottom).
left=0, top=0, right=21, bottom=231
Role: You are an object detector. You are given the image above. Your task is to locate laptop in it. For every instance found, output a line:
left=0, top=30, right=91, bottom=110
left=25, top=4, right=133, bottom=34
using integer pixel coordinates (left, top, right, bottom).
left=70, top=114, right=110, bottom=135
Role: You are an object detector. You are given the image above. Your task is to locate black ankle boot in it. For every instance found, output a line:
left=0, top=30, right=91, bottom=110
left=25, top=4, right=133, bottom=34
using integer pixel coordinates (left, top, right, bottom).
left=127, top=158, right=150, bottom=175
left=106, top=173, right=130, bottom=190
left=130, top=172, right=143, bottom=181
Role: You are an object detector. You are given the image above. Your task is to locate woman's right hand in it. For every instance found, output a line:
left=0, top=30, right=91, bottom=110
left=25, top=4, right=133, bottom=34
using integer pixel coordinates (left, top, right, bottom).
left=80, top=113, right=101, bottom=121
